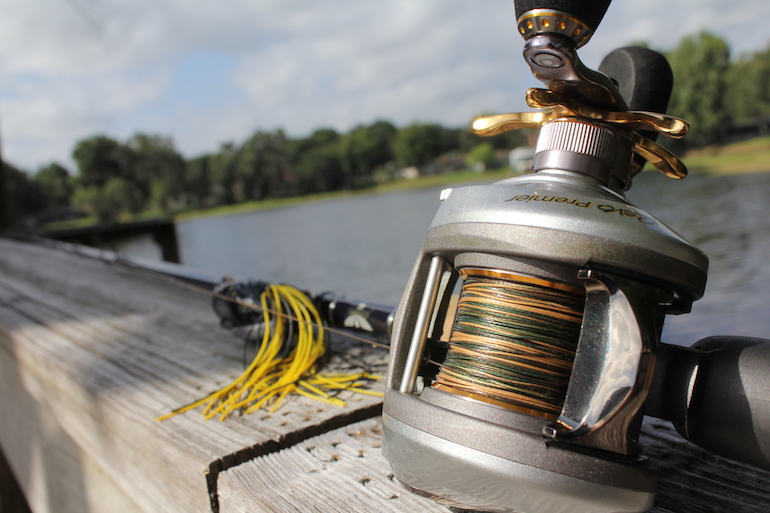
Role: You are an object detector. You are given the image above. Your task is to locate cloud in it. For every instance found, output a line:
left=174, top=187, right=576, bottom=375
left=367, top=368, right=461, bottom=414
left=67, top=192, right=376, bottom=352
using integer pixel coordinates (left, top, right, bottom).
left=587, top=0, right=770, bottom=64
left=1, top=66, right=169, bottom=168
left=1, top=0, right=769, bottom=172
left=232, top=1, right=531, bottom=135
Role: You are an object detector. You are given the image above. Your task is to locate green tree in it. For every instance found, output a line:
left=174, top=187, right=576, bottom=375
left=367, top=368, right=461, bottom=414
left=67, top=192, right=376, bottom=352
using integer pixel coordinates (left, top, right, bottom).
left=338, top=120, right=396, bottom=188
left=5, top=162, right=46, bottom=223
left=209, top=142, right=239, bottom=205
left=71, top=177, right=139, bottom=224
left=291, top=128, right=344, bottom=194
left=34, top=162, right=73, bottom=208
left=102, top=177, right=141, bottom=218
left=725, top=46, right=770, bottom=123
left=393, top=123, right=447, bottom=168
left=465, top=142, right=496, bottom=171
left=72, top=135, right=132, bottom=187
left=185, top=155, right=212, bottom=207
left=71, top=185, right=100, bottom=219
left=667, top=32, right=731, bottom=145
left=126, top=133, right=187, bottom=211
left=236, top=129, right=293, bottom=200
left=295, top=144, right=343, bottom=193
left=295, top=128, right=340, bottom=150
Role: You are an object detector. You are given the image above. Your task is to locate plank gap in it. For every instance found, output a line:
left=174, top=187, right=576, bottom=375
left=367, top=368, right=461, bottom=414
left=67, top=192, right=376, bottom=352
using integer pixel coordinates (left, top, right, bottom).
left=206, top=402, right=383, bottom=513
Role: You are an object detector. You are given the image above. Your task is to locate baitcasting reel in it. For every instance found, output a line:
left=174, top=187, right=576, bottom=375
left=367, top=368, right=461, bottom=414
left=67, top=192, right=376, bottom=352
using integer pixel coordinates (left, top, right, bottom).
left=382, top=1, right=769, bottom=512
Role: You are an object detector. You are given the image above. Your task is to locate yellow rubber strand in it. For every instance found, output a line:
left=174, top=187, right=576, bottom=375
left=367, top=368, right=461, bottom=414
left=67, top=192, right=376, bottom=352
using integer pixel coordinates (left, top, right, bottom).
left=157, top=283, right=381, bottom=422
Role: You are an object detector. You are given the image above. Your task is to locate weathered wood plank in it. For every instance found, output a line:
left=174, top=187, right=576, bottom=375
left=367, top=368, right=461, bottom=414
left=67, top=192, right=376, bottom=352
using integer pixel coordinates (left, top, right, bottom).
left=219, top=416, right=770, bottom=513
left=0, top=238, right=388, bottom=513
left=0, top=346, right=144, bottom=513
left=642, top=417, right=770, bottom=513
left=218, top=417, right=449, bottom=513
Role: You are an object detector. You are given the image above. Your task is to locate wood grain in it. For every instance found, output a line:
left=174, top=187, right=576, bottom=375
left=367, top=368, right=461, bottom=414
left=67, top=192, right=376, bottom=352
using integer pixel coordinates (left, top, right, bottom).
left=219, top=416, right=770, bottom=513
left=218, top=417, right=449, bottom=513
left=0, top=238, right=387, bottom=513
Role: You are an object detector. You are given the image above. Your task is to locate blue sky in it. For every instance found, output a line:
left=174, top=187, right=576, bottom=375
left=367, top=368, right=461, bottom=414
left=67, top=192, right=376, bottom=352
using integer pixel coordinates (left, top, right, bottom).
left=2, top=0, right=770, bottom=173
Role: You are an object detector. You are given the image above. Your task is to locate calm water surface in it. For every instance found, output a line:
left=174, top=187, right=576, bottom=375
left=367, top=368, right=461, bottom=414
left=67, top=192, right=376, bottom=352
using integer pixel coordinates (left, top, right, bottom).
left=627, top=171, right=770, bottom=344
left=175, top=187, right=445, bottom=306
left=122, top=171, right=770, bottom=346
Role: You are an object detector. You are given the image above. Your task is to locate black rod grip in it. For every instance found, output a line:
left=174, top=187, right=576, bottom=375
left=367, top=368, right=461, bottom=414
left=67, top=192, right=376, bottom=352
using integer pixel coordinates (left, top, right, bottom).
left=514, top=0, right=612, bottom=32
left=651, top=337, right=770, bottom=471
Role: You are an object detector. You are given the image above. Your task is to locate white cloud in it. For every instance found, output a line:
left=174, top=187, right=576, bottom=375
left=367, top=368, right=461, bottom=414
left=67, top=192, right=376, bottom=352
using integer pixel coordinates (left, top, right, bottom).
left=231, top=1, right=528, bottom=136
left=1, top=66, right=169, bottom=168
left=1, top=0, right=769, bottom=172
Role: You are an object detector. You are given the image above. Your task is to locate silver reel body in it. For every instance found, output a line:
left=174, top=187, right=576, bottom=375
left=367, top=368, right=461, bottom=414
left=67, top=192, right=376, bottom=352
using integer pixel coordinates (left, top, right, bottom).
left=382, top=116, right=708, bottom=512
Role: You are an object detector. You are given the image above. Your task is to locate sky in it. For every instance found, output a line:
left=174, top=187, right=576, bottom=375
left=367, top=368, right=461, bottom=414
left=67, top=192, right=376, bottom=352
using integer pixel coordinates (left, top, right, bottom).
left=2, top=0, right=770, bottom=174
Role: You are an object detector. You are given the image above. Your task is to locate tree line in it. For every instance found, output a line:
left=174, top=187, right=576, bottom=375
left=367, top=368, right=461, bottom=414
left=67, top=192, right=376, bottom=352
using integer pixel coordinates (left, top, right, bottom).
left=666, top=32, right=770, bottom=146
left=5, top=30, right=770, bottom=226
left=7, top=121, right=521, bottom=226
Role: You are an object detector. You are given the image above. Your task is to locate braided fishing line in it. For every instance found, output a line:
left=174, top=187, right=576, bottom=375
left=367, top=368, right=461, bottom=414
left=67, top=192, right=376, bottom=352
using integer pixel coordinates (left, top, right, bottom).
left=435, top=269, right=585, bottom=419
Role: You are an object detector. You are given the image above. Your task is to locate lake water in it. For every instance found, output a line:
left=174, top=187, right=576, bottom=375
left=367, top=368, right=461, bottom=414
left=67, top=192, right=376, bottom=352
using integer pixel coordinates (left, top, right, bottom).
left=119, top=171, right=770, bottom=347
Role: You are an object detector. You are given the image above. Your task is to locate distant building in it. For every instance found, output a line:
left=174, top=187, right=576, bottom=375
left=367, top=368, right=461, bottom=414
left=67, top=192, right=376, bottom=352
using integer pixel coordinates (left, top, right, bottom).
left=509, top=146, right=535, bottom=174
left=400, top=166, right=420, bottom=180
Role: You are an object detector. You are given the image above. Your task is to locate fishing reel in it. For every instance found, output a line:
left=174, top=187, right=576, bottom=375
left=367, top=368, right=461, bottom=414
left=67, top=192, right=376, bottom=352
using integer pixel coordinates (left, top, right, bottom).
left=382, top=1, right=769, bottom=512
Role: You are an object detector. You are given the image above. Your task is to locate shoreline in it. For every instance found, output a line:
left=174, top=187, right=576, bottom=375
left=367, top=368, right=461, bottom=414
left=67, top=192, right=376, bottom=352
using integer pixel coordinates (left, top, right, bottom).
left=39, top=135, right=770, bottom=230
left=173, top=168, right=513, bottom=223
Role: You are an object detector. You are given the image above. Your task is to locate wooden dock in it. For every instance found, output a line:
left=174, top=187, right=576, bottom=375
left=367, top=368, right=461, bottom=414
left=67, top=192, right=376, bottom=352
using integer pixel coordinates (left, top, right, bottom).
left=40, top=217, right=180, bottom=263
left=0, top=237, right=768, bottom=513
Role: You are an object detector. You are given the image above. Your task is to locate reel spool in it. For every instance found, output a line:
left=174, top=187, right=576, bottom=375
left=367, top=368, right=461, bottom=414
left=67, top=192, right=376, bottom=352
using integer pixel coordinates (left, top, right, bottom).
left=382, top=3, right=709, bottom=511
left=435, top=269, right=584, bottom=420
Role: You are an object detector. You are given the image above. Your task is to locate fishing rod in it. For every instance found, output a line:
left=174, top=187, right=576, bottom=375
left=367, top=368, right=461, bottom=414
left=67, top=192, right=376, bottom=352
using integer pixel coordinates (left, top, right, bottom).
left=24, top=234, right=395, bottom=347
left=377, top=1, right=770, bottom=513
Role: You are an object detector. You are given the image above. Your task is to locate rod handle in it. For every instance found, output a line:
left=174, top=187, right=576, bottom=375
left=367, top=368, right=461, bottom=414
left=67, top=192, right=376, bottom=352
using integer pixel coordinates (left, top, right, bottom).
left=650, top=337, right=770, bottom=471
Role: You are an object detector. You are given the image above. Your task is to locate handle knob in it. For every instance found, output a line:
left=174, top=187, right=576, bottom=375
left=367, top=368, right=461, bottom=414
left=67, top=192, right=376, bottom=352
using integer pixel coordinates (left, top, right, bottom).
left=599, top=47, right=675, bottom=176
left=598, top=47, right=674, bottom=114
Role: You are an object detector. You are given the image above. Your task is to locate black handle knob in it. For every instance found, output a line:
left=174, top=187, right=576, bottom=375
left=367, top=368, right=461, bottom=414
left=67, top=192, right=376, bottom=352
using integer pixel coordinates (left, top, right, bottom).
left=515, top=0, right=612, bottom=46
left=598, top=47, right=674, bottom=177
left=598, top=47, right=673, bottom=114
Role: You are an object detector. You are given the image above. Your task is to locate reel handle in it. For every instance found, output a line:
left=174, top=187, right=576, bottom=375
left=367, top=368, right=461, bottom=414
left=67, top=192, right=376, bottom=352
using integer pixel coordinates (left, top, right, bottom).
left=650, top=337, right=770, bottom=471
left=598, top=46, right=675, bottom=174
left=598, top=47, right=673, bottom=115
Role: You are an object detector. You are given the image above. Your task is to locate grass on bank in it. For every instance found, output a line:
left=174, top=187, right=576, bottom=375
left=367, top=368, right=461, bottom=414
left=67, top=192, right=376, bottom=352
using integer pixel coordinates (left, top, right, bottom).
left=174, top=168, right=512, bottom=222
left=682, top=135, right=770, bottom=175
